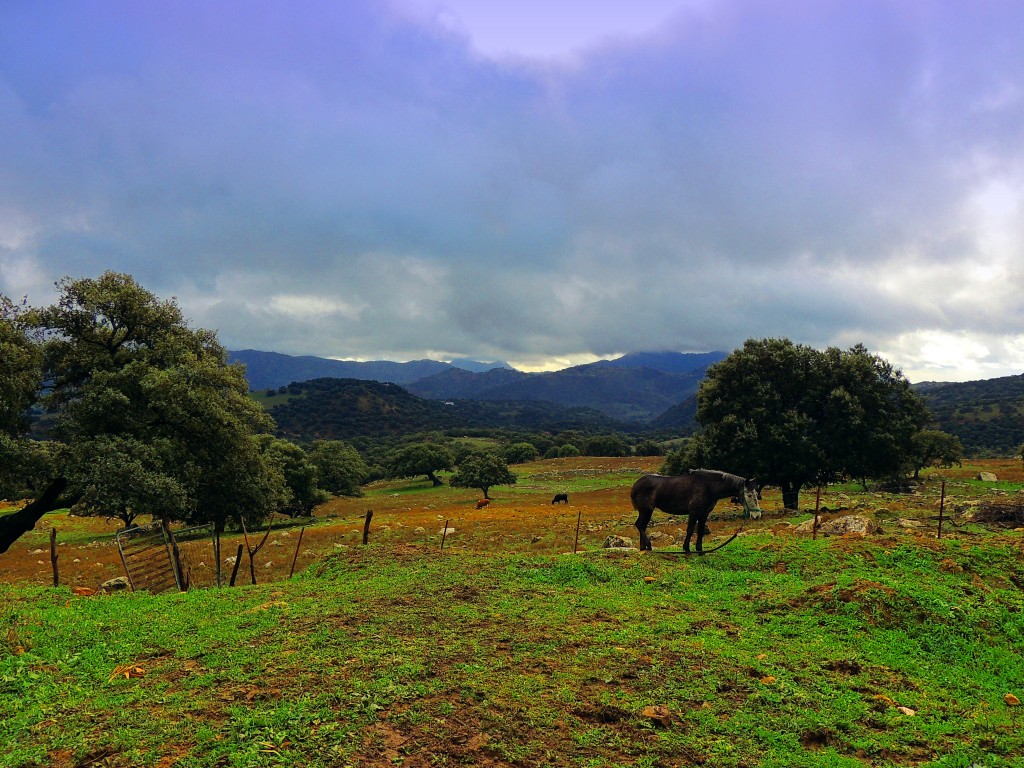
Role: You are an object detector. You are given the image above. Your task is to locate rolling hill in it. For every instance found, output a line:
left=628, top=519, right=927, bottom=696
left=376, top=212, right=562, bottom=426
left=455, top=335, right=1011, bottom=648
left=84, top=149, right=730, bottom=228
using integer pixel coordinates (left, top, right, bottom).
left=916, top=373, right=1024, bottom=456
left=265, top=378, right=631, bottom=441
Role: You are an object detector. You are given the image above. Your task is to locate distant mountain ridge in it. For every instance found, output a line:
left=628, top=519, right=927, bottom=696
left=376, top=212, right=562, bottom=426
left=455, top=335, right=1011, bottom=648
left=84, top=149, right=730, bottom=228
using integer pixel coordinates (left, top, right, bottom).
left=407, top=360, right=716, bottom=422
left=233, top=349, right=727, bottom=423
left=229, top=349, right=510, bottom=390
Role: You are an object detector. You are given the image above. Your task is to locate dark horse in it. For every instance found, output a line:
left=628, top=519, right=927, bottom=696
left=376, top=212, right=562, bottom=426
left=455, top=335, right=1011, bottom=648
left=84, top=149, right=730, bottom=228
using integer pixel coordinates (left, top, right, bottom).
left=631, top=470, right=761, bottom=554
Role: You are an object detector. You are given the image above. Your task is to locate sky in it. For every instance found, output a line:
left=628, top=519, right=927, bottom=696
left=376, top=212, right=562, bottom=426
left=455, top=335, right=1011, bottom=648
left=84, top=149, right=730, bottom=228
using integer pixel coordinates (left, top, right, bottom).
left=1, top=1, right=1023, bottom=381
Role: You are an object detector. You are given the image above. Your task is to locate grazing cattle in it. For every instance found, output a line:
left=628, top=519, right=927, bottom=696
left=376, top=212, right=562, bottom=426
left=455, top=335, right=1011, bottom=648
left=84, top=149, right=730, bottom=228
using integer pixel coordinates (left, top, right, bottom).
left=631, top=469, right=761, bottom=554
left=475, top=498, right=491, bottom=509
left=551, top=493, right=569, bottom=504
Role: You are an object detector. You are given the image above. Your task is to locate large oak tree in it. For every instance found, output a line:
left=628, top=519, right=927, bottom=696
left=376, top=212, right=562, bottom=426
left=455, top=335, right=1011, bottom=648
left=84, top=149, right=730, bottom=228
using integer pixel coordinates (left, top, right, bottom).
left=679, top=338, right=928, bottom=510
left=1, top=272, right=287, bottom=555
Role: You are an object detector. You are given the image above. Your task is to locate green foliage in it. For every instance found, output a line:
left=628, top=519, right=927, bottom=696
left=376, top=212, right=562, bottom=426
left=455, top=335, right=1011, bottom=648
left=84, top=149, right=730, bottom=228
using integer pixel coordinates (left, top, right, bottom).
left=259, top=437, right=328, bottom=516
left=0, top=296, right=42, bottom=438
left=632, top=438, right=665, bottom=456
left=66, top=436, right=188, bottom=527
left=558, top=443, right=580, bottom=458
left=582, top=433, right=629, bottom=457
left=307, top=440, right=368, bottom=496
left=917, top=374, right=1024, bottom=456
left=32, top=272, right=286, bottom=532
left=385, top=442, right=454, bottom=487
left=693, top=339, right=928, bottom=508
left=502, top=441, right=539, bottom=464
left=449, top=451, right=517, bottom=498
left=0, top=438, right=57, bottom=501
left=909, top=429, right=964, bottom=478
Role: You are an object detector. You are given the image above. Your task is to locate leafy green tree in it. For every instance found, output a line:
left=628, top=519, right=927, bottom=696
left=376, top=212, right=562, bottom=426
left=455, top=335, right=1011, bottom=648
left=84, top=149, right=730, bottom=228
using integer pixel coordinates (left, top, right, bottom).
left=909, top=430, right=964, bottom=479
left=450, top=451, right=517, bottom=499
left=66, top=436, right=189, bottom=527
left=660, top=440, right=700, bottom=475
left=558, top=444, right=580, bottom=458
left=691, top=338, right=928, bottom=510
left=503, top=441, right=539, bottom=464
left=1, top=297, right=67, bottom=554
left=0, top=296, right=42, bottom=438
left=260, top=437, right=328, bottom=516
left=308, top=440, right=369, bottom=496
left=633, top=439, right=665, bottom=457
left=386, top=442, right=454, bottom=486
left=582, top=434, right=628, bottom=457
left=28, top=272, right=288, bottom=535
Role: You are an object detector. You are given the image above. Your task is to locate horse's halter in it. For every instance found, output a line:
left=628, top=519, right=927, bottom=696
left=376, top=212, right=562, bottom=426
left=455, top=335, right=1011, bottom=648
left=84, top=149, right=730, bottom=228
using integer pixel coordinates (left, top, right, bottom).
left=741, top=485, right=761, bottom=517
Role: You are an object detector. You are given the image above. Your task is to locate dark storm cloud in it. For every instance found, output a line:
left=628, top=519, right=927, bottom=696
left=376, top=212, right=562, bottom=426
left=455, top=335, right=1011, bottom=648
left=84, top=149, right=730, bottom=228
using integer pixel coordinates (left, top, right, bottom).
left=1, top=0, right=1023, bottom=378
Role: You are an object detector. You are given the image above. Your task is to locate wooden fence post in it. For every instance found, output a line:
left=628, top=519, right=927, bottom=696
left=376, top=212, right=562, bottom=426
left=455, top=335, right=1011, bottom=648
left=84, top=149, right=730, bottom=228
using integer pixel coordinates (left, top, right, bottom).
left=573, top=509, right=582, bottom=554
left=813, top=487, right=821, bottom=540
left=938, top=480, right=946, bottom=540
left=289, top=527, right=305, bottom=578
left=229, top=544, right=244, bottom=586
left=50, top=528, right=59, bottom=587
left=363, top=510, right=373, bottom=545
left=162, top=519, right=186, bottom=592
left=440, top=519, right=450, bottom=554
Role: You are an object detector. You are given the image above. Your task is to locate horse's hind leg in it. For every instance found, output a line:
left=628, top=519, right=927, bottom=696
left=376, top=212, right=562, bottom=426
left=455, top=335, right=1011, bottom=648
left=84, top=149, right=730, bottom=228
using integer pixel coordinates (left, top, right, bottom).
left=693, top=512, right=709, bottom=555
left=634, top=505, right=654, bottom=551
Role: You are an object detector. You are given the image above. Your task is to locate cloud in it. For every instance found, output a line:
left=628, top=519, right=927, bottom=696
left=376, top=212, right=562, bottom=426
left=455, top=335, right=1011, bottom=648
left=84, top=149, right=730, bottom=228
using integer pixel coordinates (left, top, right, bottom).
left=1, top=0, right=1023, bottom=379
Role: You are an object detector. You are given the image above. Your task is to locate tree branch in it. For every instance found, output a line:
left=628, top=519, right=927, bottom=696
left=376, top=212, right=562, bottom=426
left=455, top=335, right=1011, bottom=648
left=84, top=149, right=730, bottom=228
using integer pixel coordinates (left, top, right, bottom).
left=0, top=478, right=69, bottom=555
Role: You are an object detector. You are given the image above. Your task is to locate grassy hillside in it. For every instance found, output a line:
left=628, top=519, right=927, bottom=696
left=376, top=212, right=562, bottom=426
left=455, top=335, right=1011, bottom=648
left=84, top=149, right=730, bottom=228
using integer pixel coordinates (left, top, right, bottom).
left=4, top=538, right=1023, bottom=767
left=3, top=458, right=1024, bottom=767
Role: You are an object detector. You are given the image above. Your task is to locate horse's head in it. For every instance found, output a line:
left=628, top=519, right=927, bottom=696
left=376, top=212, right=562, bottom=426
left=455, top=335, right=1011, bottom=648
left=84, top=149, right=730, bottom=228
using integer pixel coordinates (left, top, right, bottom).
left=742, top=478, right=762, bottom=519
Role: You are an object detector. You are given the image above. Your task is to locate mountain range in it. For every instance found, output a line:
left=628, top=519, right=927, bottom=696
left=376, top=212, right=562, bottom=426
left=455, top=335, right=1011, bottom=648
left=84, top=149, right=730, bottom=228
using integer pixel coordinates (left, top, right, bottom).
left=231, top=349, right=726, bottom=423
left=233, top=349, right=1024, bottom=454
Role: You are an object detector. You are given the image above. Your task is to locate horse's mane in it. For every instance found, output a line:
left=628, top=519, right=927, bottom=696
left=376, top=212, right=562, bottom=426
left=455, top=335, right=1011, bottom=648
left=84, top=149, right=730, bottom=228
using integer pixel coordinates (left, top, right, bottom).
left=689, top=468, right=746, bottom=485
left=647, top=469, right=746, bottom=485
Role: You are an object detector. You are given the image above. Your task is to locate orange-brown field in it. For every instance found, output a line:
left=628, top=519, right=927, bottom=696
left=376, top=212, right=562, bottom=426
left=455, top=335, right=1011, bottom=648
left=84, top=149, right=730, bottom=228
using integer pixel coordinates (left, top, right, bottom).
left=2, top=456, right=1022, bottom=590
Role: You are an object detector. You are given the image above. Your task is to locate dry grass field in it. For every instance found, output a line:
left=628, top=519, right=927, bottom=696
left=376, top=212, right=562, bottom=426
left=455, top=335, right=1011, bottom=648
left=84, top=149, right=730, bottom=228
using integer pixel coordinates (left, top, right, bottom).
left=2, top=456, right=1022, bottom=590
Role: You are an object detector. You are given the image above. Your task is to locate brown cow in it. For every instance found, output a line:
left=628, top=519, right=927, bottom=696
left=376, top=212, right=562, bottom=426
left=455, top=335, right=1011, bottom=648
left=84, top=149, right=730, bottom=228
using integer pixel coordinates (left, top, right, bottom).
left=475, top=498, right=491, bottom=509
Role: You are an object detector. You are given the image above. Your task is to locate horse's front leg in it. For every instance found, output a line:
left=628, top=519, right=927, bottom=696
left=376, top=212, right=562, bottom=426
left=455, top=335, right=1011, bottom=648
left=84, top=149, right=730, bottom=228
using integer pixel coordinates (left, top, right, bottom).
left=683, top=514, right=699, bottom=553
left=635, top=508, right=654, bottom=551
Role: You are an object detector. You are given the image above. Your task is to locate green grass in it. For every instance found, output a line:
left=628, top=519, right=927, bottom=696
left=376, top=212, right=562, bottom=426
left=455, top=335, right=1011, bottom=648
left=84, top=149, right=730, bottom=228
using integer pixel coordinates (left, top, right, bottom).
left=4, top=536, right=1024, bottom=767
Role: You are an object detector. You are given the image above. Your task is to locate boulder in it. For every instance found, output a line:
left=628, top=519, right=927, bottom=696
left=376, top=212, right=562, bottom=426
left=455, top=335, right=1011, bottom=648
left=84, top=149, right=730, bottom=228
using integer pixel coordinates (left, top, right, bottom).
left=795, top=515, right=878, bottom=537
left=977, top=472, right=998, bottom=482
left=100, top=576, right=130, bottom=592
left=604, top=535, right=634, bottom=549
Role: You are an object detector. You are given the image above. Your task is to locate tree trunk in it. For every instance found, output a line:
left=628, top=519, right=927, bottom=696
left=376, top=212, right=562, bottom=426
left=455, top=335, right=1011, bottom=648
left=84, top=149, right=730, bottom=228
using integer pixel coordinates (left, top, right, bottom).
left=427, top=472, right=442, bottom=487
left=780, top=481, right=801, bottom=511
left=482, top=487, right=490, bottom=500
left=0, top=478, right=69, bottom=555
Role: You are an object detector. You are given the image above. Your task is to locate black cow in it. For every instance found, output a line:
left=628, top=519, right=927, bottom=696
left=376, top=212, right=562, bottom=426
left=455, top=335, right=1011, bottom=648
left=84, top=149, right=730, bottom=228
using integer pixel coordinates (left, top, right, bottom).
left=551, top=493, right=569, bottom=504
